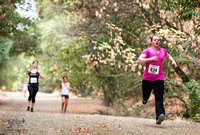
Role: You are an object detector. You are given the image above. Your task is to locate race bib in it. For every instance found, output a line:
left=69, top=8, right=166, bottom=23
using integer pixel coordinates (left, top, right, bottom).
left=148, top=64, right=160, bottom=74
left=30, top=78, right=37, bottom=83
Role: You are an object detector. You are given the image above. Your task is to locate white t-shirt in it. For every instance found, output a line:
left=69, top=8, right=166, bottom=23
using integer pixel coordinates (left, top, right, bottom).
left=61, top=82, right=69, bottom=95
left=23, top=84, right=28, bottom=91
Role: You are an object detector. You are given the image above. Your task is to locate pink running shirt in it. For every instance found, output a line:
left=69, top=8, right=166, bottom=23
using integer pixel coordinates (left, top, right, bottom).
left=141, top=47, right=167, bottom=81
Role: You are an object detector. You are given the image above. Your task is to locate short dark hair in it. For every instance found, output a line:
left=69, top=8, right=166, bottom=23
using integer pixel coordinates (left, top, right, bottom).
left=150, top=35, right=160, bottom=41
left=63, top=76, right=68, bottom=80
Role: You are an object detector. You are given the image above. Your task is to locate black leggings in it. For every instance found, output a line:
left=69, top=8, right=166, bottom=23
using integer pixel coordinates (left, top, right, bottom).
left=142, top=80, right=165, bottom=120
left=28, top=85, right=38, bottom=103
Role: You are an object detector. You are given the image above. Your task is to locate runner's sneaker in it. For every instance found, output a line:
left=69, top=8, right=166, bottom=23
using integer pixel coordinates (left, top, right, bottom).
left=142, top=99, right=147, bottom=105
left=156, top=114, right=165, bottom=125
left=31, top=108, right=34, bottom=112
left=27, top=106, right=30, bottom=111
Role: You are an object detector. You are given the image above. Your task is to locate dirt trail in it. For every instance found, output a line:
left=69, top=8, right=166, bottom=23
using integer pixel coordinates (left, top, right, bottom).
left=0, top=91, right=200, bottom=135
left=0, top=91, right=108, bottom=115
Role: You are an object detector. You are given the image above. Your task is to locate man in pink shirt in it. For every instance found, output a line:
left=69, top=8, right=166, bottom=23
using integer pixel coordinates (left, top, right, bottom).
left=137, top=35, right=177, bottom=125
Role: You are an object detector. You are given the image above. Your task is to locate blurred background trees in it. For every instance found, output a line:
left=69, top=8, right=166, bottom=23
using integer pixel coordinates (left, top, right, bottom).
left=0, top=0, right=39, bottom=89
left=0, top=0, right=199, bottom=121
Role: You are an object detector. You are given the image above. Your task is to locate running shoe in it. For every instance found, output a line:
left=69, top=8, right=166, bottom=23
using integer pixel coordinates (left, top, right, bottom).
left=27, top=106, right=30, bottom=111
left=31, top=108, right=34, bottom=112
left=156, top=114, right=165, bottom=125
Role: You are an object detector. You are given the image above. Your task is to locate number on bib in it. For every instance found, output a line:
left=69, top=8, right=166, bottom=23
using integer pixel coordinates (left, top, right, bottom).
left=148, top=64, right=160, bottom=74
left=30, top=78, right=37, bottom=83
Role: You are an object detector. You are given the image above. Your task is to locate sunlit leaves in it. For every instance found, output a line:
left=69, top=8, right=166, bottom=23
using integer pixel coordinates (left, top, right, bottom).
left=85, top=23, right=137, bottom=74
left=161, top=0, right=200, bottom=35
left=0, top=0, right=34, bottom=36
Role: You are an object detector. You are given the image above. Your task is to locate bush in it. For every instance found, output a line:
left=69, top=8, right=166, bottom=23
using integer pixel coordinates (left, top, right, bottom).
left=183, top=79, right=200, bottom=121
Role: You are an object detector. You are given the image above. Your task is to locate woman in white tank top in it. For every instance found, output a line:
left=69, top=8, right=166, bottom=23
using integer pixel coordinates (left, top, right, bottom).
left=59, top=76, right=71, bottom=113
left=22, top=81, right=28, bottom=97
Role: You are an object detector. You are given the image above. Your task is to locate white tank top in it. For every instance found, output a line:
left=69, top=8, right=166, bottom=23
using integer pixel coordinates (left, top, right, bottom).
left=23, top=84, right=28, bottom=91
left=61, top=82, right=69, bottom=95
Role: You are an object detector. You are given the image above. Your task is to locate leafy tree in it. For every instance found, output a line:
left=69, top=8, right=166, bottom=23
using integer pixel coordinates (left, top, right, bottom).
left=0, top=0, right=39, bottom=89
left=35, top=3, right=92, bottom=94
left=162, top=0, right=200, bottom=35
left=36, top=0, right=200, bottom=120
left=84, top=23, right=140, bottom=106
left=183, top=80, right=200, bottom=121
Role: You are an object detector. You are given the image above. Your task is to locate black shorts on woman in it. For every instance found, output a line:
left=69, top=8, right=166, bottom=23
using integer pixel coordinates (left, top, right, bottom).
left=61, top=95, right=69, bottom=99
left=28, top=70, right=39, bottom=103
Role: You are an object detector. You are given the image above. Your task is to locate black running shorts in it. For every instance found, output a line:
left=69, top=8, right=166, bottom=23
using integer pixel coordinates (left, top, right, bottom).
left=61, top=95, right=69, bottom=99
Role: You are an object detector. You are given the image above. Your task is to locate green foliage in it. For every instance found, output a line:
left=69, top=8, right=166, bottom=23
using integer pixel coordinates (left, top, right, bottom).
left=0, top=0, right=34, bottom=37
left=162, top=0, right=199, bottom=20
left=35, top=4, right=92, bottom=94
left=194, top=19, right=200, bottom=35
left=161, top=0, right=200, bottom=35
left=56, top=37, right=91, bottom=96
left=0, top=55, right=35, bottom=91
left=183, top=80, right=200, bottom=121
left=0, top=0, right=38, bottom=56
left=9, top=27, right=41, bottom=56
left=0, top=37, right=11, bottom=64
left=0, top=0, right=39, bottom=90
left=85, top=22, right=143, bottom=106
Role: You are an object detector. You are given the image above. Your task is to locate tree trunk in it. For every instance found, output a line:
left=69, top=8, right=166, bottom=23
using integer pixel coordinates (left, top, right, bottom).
left=103, top=90, right=111, bottom=106
left=81, top=85, right=86, bottom=97
left=102, top=85, right=112, bottom=106
left=174, top=66, right=190, bottom=82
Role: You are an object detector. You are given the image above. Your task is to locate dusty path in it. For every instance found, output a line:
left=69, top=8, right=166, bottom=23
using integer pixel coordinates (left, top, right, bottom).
left=0, top=91, right=200, bottom=135
left=0, top=91, right=109, bottom=115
